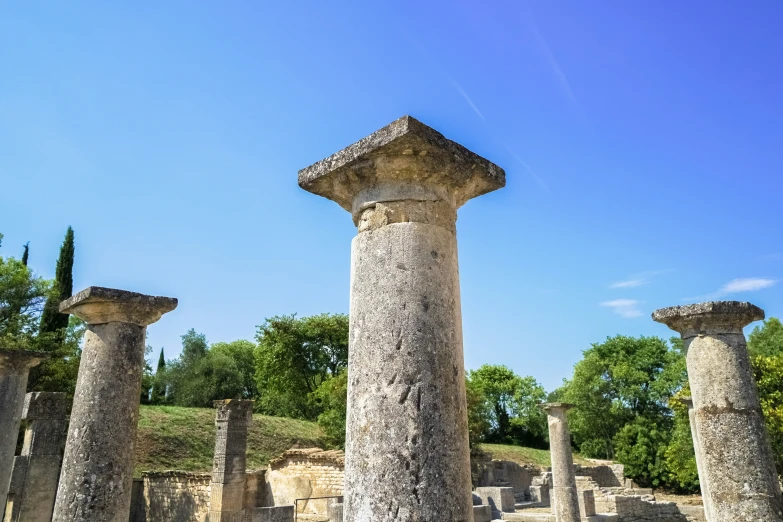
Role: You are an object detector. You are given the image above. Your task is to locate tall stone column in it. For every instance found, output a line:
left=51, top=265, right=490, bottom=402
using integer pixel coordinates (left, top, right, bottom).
left=0, top=349, right=48, bottom=521
left=677, top=396, right=714, bottom=522
left=209, top=399, right=253, bottom=522
left=299, top=116, right=505, bottom=521
left=52, top=286, right=177, bottom=522
left=539, top=403, right=580, bottom=522
left=654, top=301, right=783, bottom=521
left=7, top=392, right=69, bottom=522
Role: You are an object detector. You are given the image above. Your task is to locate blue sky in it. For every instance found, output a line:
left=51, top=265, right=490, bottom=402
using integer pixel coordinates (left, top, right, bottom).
left=1, top=1, right=781, bottom=391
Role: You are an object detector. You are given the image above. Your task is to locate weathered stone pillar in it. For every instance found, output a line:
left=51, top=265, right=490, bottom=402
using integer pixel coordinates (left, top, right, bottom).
left=299, top=116, right=505, bottom=521
left=678, top=396, right=714, bottom=522
left=7, top=392, right=69, bottom=522
left=540, top=403, right=580, bottom=522
left=654, top=301, right=783, bottom=521
left=209, top=399, right=253, bottom=522
left=52, top=287, right=177, bottom=522
left=0, top=349, right=48, bottom=521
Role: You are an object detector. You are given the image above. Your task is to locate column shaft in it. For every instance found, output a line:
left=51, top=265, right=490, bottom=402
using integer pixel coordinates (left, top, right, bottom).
left=52, top=322, right=146, bottom=522
left=687, top=329, right=782, bottom=521
left=0, top=351, right=46, bottom=521
left=345, top=216, right=472, bottom=521
left=542, top=405, right=580, bottom=522
left=682, top=399, right=714, bottom=521
left=653, top=302, right=783, bottom=522
left=209, top=400, right=253, bottom=522
left=9, top=392, right=68, bottom=522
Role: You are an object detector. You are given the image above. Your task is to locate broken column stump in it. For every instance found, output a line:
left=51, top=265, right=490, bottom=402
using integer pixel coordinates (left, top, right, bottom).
left=209, top=399, right=253, bottom=522
left=7, top=392, right=68, bottom=522
left=0, top=349, right=48, bottom=521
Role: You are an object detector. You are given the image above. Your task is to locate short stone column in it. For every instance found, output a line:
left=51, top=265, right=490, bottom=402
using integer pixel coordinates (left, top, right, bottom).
left=299, top=116, right=505, bottom=521
left=0, top=349, right=48, bottom=521
left=7, top=392, right=69, bottom=522
left=52, top=287, right=177, bottom=522
left=678, top=396, right=714, bottom=522
left=540, top=403, right=580, bottom=522
left=209, top=399, right=253, bottom=522
left=654, top=301, right=783, bottom=521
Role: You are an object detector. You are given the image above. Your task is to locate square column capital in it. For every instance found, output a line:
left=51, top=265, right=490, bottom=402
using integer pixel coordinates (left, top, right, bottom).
left=60, top=286, right=177, bottom=326
left=298, top=116, right=505, bottom=220
left=653, top=301, right=764, bottom=336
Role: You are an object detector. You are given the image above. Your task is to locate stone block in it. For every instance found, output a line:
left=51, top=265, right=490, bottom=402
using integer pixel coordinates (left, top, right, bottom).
left=528, top=485, right=550, bottom=504
left=252, top=505, right=295, bottom=522
left=473, top=504, right=492, bottom=522
left=578, top=489, right=596, bottom=517
left=328, top=502, right=343, bottom=522
left=475, top=486, right=515, bottom=515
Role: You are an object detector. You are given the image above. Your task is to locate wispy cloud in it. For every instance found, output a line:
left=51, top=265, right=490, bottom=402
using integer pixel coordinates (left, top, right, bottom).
left=601, top=299, right=643, bottom=318
left=503, top=144, right=548, bottom=191
left=610, top=269, right=673, bottom=289
left=526, top=17, right=579, bottom=110
left=721, top=278, right=777, bottom=293
left=686, top=277, right=778, bottom=301
left=453, top=82, right=485, bottom=120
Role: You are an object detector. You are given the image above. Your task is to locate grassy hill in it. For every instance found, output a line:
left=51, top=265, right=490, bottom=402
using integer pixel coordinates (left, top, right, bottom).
left=134, top=405, right=326, bottom=476
left=134, top=406, right=590, bottom=476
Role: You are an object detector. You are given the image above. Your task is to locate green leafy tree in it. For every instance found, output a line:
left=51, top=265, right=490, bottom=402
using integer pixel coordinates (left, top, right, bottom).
left=0, top=237, right=53, bottom=348
left=749, top=318, right=783, bottom=357
left=313, top=372, right=348, bottom=449
left=211, top=340, right=258, bottom=398
left=664, top=391, right=700, bottom=492
left=467, top=364, right=547, bottom=447
left=556, top=335, right=686, bottom=488
left=465, top=375, right=491, bottom=447
left=39, top=226, right=74, bottom=336
left=255, top=314, right=349, bottom=420
left=21, top=242, right=29, bottom=266
left=27, top=315, right=85, bottom=397
left=164, top=331, right=258, bottom=407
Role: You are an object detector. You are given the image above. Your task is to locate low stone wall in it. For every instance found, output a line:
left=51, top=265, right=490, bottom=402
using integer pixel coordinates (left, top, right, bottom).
left=602, top=495, right=705, bottom=522
left=140, top=471, right=211, bottom=522
left=472, top=457, right=540, bottom=501
left=129, top=470, right=267, bottom=522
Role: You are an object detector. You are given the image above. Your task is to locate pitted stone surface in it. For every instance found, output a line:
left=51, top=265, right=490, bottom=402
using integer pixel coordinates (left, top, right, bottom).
left=677, top=397, right=713, bottom=522
left=60, top=286, right=178, bottom=326
left=654, top=301, right=782, bottom=522
left=252, top=505, right=295, bottom=522
left=53, top=287, right=176, bottom=522
left=301, top=117, right=504, bottom=522
left=298, top=115, right=505, bottom=216
left=0, top=349, right=47, bottom=522
left=209, top=399, right=253, bottom=521
left=7, top=392, right=68, bottom=522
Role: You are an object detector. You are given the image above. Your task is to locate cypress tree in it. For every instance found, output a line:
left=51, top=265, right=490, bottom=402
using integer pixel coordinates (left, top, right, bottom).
left=21, top=242, right=29, bottom=266
left=39, top=227, right=75, bottom=335
left=152, top=347, right=166, bottom=403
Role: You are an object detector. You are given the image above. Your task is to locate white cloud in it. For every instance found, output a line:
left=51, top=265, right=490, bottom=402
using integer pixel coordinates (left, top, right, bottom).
left=610, top=279, right=646, bottom=289
left=685, top=277, right=778, bottom=301
left=601, top=299, right=643, bottom=318
left=721, top=278, right=777, bottom=293
left=610, top=269, right=673, bottom=289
